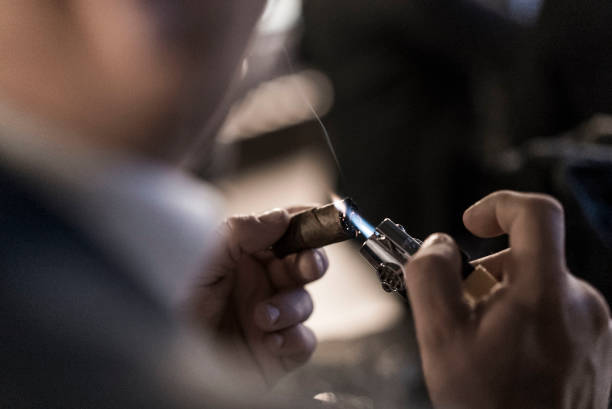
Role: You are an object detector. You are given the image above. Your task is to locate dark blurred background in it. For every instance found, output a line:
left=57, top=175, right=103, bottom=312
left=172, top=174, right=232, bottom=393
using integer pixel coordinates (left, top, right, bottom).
left=299, top=0, right=612, bottom=296
left=206, top=1, right=612, bottom=406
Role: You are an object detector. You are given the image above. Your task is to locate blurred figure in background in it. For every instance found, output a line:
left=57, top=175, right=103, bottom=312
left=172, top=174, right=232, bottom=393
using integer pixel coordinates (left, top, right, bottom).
left=0, top=1, right=326, bottom=407
left=0, top=1, right=611, bottom=409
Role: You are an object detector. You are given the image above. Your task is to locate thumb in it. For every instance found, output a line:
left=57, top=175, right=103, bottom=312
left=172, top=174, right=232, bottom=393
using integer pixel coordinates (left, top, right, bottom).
left=223, top=209, right=290, bottom=260
left=404, top=234, right=470, bottom=348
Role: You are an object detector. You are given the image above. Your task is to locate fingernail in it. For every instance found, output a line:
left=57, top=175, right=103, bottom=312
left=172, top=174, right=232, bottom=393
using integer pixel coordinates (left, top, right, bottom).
left=314, top=250, right=328, bottom=274
left=298, top=250, right=327, bottom=281
left=264, top=304, right=280, bottom=324
left=422, top=233, right=452, bottom=248
left=259, top=208, right=286, bottom=223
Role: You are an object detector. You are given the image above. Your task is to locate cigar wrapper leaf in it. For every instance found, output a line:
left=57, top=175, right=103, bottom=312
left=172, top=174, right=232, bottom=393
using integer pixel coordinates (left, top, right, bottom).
left=272, top=200, right=358, bottom=258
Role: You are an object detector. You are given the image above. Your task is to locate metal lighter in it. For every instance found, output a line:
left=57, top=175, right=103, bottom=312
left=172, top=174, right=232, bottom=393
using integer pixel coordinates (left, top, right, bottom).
left=360, top=218, right=498, bottom=302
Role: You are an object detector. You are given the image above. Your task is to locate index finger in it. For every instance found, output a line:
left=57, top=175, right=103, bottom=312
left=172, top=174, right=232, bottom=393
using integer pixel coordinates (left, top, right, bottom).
left=463, top=191, right=566, bottom=280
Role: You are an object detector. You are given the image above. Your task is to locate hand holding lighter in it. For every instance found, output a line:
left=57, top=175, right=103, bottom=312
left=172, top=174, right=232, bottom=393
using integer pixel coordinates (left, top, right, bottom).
left=360, top=218, right=499, bottom=303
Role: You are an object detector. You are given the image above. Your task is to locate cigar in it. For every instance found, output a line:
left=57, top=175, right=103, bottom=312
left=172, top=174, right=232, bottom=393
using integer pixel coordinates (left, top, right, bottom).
left=272, top=199, right=360, bottom=258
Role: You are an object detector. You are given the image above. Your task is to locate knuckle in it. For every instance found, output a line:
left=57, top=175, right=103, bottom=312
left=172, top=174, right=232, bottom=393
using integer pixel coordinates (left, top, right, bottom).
left=427, top=232, right=454, bottom=245
left=490, top=190, right=517, bottom=206
left=226, top=214, right=258, bottom=231
left=495, top=190, right=564, bottom=219
left=223, top=214, right=257, bottom=260
left=526, top=194, right=564, bottom=218
left=492, top=189, right=515, bottom=200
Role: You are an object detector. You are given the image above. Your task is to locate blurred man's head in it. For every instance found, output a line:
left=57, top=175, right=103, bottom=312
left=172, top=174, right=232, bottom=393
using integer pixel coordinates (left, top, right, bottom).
left=0, top=0, right=266, bottom=159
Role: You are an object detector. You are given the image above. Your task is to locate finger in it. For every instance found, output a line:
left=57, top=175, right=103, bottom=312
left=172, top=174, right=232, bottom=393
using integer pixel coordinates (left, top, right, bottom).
left=254, top=289, right=313, bottom=331
left=266, top=254, right=299, bottom=289
left=463, top=191, right=566, bottom=273
left=250, top=205, right=322, bottom=263
left=267, top=249, right=328, bottom=290
left=404, top=234, right=470, bottom=349
left=281, top=355, right=312, bottom=372
left=295, top=248, right=328, bottom=284
left=264, top=324, right=317, bottom=359
left=471, top=248, right=512, bottom=281
left=286, top=204, right=320, bottom=215
left=223, top=209, right=290, bottom=260
left=256, top=325, right=317, bottom=385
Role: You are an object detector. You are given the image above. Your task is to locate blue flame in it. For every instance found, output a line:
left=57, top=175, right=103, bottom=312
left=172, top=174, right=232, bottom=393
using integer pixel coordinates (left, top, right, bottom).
left=346, top=208, right=376, bottom=239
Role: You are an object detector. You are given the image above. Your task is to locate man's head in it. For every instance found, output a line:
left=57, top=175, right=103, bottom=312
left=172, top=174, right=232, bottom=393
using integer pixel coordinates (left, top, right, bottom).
left=0, top=0, right=266, bottom=159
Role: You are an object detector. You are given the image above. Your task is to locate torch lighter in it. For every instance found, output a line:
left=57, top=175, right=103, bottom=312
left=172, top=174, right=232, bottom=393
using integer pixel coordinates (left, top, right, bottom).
left=359, top=218, right=499, bottom=302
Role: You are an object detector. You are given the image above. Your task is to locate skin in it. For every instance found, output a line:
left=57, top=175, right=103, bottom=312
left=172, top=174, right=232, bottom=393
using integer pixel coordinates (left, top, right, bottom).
left=2, top=1, right=611, bottom=405
left=405, top=191, right=612, bottom=409
left=190, top=207, right=328, bottom=388
left=0, top=0, right=325, bottom=390
left=0, top=0, right=266, bottom=159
